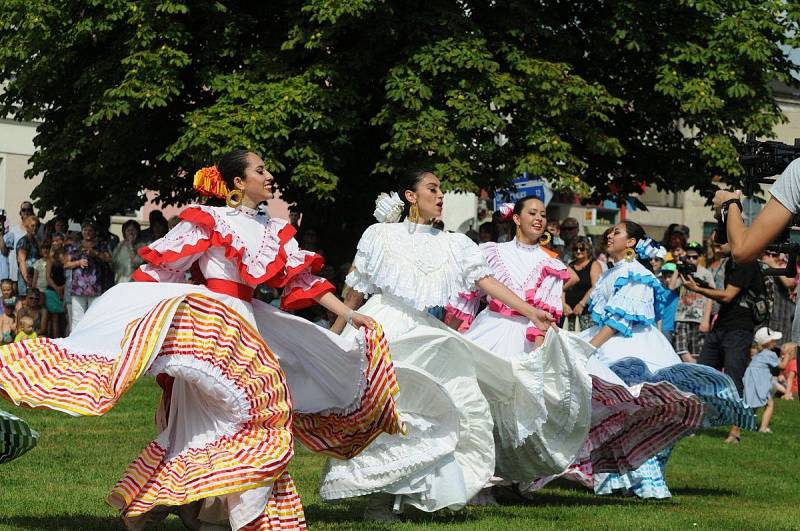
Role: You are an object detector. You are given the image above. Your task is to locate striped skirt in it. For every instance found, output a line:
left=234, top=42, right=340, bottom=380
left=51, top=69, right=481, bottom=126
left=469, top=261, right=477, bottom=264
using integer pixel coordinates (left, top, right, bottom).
left=0, top=282, right=403, bottom=529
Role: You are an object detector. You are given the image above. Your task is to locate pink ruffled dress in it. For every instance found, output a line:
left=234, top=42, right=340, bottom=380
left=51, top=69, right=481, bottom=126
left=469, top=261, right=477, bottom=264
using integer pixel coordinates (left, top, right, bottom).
left=446, top=239, right=594, bottom=481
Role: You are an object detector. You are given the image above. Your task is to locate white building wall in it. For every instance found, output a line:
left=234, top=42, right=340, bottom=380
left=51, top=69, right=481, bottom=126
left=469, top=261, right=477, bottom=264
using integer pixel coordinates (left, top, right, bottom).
left=0, top=118, right=40, bottom=219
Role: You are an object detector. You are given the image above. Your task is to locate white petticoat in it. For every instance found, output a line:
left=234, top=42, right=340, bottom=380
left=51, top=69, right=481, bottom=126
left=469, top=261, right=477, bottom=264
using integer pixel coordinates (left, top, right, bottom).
left=318, top=293, right=592, bottom=511
left=463, top=309, right=593, bottom=481
left=581, top=323, right=681, bottom=373
left=319, top=294, right=497, bottom=512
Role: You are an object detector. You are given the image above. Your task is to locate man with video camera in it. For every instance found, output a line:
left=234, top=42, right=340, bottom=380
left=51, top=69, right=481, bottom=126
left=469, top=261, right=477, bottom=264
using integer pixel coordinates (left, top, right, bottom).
left=668, top=241, right=715, bottom=363
left=680, top=240, right=761, bottom=444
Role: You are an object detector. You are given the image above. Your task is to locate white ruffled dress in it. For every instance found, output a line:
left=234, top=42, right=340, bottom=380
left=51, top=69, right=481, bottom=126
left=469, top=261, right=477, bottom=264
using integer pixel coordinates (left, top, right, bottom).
left=445, top=240, right=593, bottom=481
left=0, top=205, right=403, bottom=529
left=319, top=221, right=587, bottom=512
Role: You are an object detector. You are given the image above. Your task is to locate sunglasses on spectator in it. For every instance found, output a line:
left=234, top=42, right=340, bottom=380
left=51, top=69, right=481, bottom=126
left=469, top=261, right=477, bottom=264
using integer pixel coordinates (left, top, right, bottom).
left=20, top=208, right=33, bottom=213
left=574, top=246, right=587, bottom=252
left=685, top=254, right=700, bottom=260
left=764, top=251, right=780, bottom=257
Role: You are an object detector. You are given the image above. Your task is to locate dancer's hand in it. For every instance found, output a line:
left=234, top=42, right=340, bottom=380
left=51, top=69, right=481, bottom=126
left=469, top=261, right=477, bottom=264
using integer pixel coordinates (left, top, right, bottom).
left=528, top=308, right=555, bottom=332
left=350, top=311, right=377, bottom=330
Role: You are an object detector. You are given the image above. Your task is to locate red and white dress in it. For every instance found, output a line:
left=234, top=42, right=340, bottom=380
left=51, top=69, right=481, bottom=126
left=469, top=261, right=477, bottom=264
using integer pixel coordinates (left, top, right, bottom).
left=446, top=239, right=594, bottom=481
left=0, top=204, right=403, bottom=529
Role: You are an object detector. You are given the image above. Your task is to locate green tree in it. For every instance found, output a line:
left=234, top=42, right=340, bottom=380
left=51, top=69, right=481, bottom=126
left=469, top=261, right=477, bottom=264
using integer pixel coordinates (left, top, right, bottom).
left=1, top=0, right=798, bottom=252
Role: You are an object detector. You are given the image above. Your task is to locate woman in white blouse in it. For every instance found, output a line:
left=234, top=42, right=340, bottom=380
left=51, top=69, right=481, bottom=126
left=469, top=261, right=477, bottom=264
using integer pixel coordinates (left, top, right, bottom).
left=320, top=169, right=572, bottom=521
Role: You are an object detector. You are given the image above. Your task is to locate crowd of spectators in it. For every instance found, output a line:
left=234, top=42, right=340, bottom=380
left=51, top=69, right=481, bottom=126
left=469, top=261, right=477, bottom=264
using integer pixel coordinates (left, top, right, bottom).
left=0, top=202, right=174, bottom=342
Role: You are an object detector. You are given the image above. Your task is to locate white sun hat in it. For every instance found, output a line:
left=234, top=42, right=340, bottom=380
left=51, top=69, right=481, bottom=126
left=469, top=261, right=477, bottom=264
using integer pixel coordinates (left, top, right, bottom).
left=754, top=327, right=782, bottom=346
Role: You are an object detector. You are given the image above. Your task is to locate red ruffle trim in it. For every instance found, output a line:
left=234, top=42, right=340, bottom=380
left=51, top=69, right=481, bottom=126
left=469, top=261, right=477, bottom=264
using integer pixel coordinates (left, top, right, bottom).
left=280, top=279, right=336, bottom=311
left=131, top=268, right=157, bottom=282
left=137, top=207, right=324, bottom=287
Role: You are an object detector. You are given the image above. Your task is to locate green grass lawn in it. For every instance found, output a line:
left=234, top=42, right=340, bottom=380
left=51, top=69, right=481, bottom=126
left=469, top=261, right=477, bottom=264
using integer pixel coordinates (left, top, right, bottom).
left=1, top=377, right=798, bottom=530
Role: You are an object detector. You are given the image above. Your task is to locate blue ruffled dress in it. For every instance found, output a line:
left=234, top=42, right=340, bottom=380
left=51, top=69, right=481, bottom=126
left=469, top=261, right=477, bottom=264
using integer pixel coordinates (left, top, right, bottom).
left=580, top=260, right=755, bottom=498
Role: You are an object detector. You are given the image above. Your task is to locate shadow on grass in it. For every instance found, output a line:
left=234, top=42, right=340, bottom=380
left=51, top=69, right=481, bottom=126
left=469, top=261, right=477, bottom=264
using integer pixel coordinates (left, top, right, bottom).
left=0, top=515, right=185, bottom=531
left=671, top=486, right=737, bottom=497
left=304, top=488, right=640, bottom=527
left=304, top=500, right=482, bottom=527
left=0, top=516, right=125, bottom=531
left=693, top=429, right=738, bottom=441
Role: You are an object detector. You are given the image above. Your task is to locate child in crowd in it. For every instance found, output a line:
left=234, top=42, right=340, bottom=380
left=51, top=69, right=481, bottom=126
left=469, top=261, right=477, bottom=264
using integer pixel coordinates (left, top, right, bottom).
left=32, top=240, right=50, bottom=292
left=658, top=262, right=680, bottom=346
left=14, top=315, right=37, bottom=342
left=16, top=288, right=48, bottom=338
left=743, top=328, right=794, bottom=433
left=0, top=296, right=15, bottom=344
left=1, top=278, right=16, bottom=309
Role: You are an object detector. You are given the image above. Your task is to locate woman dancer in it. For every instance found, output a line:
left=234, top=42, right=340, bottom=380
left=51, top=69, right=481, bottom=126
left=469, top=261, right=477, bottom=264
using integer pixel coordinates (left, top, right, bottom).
left=0, top=150, right=403, bottom=529
left=449, top=200, right=708, bottom=502
left=320, top=170, right=573, bottom=520
left=578, top=221, right=755, bottom=498
left=444, top=197, right=592, bottom=500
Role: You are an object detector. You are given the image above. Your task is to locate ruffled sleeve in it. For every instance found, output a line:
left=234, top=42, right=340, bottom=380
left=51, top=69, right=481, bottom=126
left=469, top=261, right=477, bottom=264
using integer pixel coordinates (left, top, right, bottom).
left=445, top=290, right=482, bottom=330
left=133, top=206, right=335, bottom=308
left=278, top=237, right=336, bottom=310
left=589, top=264, right=667, bottom=337
left=526, top=258, right=571, bottom=322
left=345, top=224, right=382, bottom=296
left=452, top=233, right=493, bottom=288
left=132, top=217, right=211, bottom=283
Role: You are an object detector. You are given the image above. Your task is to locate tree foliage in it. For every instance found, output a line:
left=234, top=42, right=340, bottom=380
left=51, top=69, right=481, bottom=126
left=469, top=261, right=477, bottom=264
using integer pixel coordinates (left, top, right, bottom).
left=1, top=0, right=799, bottom=235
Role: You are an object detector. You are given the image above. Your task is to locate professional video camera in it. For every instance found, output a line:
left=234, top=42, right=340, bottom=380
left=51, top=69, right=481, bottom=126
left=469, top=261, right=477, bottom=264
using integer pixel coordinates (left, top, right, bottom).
left=675, top=257, right=713, bottom=287
left=716, top=137, right=800, bottom=278
left=675, top=257, right=697, bottom=277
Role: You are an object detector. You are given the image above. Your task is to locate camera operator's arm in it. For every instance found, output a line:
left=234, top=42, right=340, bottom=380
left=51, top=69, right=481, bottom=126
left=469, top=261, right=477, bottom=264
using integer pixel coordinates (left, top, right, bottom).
left=713, top=181, right=794, bottom=264
left=681, top=274, right=742, bottom=304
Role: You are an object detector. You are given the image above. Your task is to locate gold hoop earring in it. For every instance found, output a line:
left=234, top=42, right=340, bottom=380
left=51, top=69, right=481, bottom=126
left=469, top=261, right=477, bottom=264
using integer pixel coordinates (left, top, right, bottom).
left=624, top=248, right=636, bottom=262
left=408, top=204, right=420, bottom=223
left=539, top=231, right=552, bottom=246
left=226, top=189, right=243, bottom=209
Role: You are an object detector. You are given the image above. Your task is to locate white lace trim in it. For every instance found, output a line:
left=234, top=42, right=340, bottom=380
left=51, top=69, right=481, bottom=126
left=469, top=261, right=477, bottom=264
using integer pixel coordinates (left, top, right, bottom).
left=148, top=356, right=251, bottom=458
left=346, top=223, right=492, bottom=311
